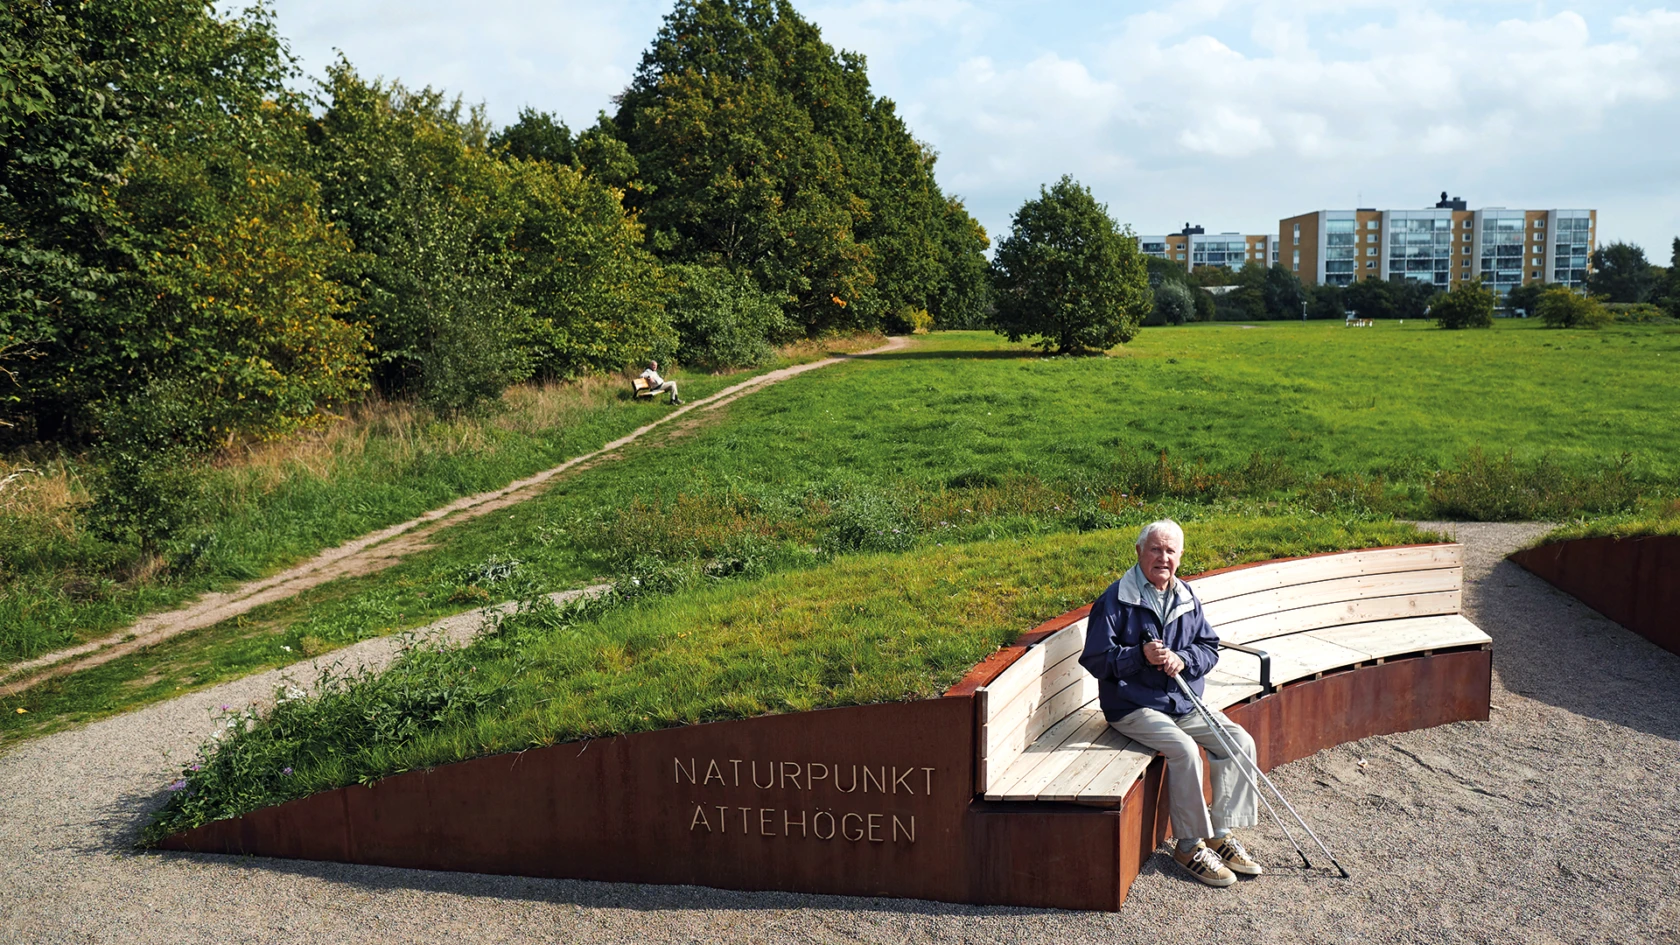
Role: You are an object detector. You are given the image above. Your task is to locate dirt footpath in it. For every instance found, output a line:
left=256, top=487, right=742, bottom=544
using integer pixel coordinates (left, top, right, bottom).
left=1, top=337, right=907, bottom=699
left=2, top=522, right=1677, bottom=944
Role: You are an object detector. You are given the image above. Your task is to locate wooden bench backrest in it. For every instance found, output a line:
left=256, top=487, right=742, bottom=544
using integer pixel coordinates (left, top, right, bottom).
left=974, top=543, right=1462, bottom=794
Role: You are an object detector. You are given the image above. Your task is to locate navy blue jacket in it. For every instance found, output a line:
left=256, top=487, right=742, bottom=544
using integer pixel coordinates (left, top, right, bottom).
left=1078, top=572, right=1221, bottom=720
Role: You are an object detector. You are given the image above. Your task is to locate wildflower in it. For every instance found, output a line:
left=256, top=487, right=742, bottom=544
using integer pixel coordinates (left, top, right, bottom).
left=167, top=780, right=187, bottom=792
left=190, top=764, right=201, bottom=772
left=13, top=708, right=25, bottom=715
left=281, top=645, right=292, bottom=653
left=220, top=705, right=230, bottom=711
left=282, top=767, right=294, bottom=776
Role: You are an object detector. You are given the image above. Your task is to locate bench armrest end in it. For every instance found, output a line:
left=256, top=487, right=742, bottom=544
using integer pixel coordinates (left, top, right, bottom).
left=1219, top=642, right=1272, bottom=694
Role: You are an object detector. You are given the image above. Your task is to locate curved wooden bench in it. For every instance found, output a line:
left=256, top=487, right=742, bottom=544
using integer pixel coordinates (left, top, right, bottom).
left=974, top=544, right=1489, bottom=804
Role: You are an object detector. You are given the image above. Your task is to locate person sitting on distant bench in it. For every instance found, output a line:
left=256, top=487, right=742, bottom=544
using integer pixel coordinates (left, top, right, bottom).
left=639, top=360, right=682, bottom=405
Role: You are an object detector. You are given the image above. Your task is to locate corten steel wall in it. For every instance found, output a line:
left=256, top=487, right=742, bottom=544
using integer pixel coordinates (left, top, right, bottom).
left=159, top=547, right=1492, bottom=912
left=1510, top=536, right=1680, bottom=657
left=161, top=698, right=980, bottom=903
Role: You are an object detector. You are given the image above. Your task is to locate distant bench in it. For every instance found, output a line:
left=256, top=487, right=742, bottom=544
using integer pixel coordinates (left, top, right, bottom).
left=973, top=544, right=1490, bottom=804
left=630, top=377, right=656, bottom=399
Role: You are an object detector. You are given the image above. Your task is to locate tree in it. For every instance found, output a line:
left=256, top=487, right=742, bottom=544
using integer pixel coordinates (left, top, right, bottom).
left=664, top=263, right=788, bottom=367
left=1392, top=280, right=1440, bottom=320
left=1149, top=280, right=1194, bottom=326
left=1659, top=238, right=1680, bottom=319
left=608, top=0, right=984, bottom=336
left=1306, top=283, right=1344, bottom=320
left=989, top=176, right=1150, bottom=353
left=1505, top=282, right=1544, bottom=318
left=491, top=108, right=574, bottom=165
left=1587, top=241, right=1657, bottom=303
left=1262, top=265, right=1305, bottom=320
left=1536, top=287, right=1610, bottom=328
left=1221, top=262, right=1267, bottom=321
left=1429, top=279, right=1496, bottom=329
left=1343, top=278, right=1397, bottom=320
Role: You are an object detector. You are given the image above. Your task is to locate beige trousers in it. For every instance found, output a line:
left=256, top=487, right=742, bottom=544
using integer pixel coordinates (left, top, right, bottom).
left=651, top=380, right=679, bottom=402
left=1110, top=705, right=1259, bottom=842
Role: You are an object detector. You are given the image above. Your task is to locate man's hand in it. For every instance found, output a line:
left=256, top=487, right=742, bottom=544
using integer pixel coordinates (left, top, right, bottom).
left=1143, top=640, right=1185, bottom=677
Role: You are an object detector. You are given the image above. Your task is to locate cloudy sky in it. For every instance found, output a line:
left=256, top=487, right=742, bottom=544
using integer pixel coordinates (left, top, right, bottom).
left=252, top=0, right=1680, bottom=257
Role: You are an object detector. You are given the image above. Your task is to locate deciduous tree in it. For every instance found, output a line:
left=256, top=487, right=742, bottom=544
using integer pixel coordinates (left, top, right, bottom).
left=989, top=176, right=1150, bottom=353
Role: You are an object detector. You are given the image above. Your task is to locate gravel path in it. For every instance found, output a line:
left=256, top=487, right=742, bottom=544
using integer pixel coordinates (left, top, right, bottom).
left=3, top=522, right=1677, bottom=944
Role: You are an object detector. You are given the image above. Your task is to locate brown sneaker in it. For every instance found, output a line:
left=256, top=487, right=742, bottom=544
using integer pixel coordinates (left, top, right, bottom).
left=1211, top=835, right=1263, bottom=877
left=1172, top=841, right=1237, bottom=888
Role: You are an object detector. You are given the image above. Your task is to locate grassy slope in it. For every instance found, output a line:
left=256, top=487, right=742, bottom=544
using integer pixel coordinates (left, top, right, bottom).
left=142, top=514, right=1430, bottom=839
left=8, top=320, right=1677, bottom=744
left=0, top=339, right=876, bottom=665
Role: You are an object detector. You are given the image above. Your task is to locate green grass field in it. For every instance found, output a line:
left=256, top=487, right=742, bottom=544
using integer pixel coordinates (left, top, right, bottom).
left=0, top=338, right=879, bottom=666
left=7, top=320, right=1677, bottom=748
left=3, top=317, right=1680, bottom=786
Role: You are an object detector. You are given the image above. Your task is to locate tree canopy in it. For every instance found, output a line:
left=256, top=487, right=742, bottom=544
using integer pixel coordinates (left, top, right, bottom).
left=1587, top=241, right=1658, bottom=303
left=989, top=176, right=1150, bottom=353
left=608, top=0, right=988, bottom=335
left=1430, top=279, right=1496, bottom=330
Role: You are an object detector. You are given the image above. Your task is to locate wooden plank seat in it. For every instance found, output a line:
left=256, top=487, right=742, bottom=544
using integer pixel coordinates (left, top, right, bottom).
left=630, top=377, right=656, bottom=399
left=977, top=543, right=1490, bottom=804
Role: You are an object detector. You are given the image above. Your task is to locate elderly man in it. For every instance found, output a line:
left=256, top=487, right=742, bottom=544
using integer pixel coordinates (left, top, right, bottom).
left=639, top=360, right=682, bottom=405
left=1078, top=519, right=1261, bottom=888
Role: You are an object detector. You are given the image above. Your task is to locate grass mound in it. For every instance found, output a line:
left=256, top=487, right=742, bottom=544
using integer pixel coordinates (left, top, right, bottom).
left=142, top=513, right=1430, bottom=843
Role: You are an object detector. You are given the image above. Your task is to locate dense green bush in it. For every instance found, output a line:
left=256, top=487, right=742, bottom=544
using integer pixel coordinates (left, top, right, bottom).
left=1430, top=279, right=1496, bottom=330
left=664, top=263, right=790, bottom=369
left=1150, top=280, right=1195, bottom=326
left=1536, top=287, right=1610, bottom=329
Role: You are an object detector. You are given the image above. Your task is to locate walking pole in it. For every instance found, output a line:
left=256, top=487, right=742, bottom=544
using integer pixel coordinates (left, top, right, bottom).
left=1145, top=626, right=1353, bottom=878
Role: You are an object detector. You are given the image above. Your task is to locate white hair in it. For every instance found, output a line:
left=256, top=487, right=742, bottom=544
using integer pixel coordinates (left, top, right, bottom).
left=1135, top=519, right=1184, bottom=548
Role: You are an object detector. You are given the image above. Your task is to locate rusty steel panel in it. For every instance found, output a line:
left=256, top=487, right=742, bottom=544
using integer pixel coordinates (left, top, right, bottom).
left=1226, top=650, right=1491, bottom=771
left=965, top=801, right=1123, bottom=911
left=1512, top=536, right=1680, bottom=657
left=164, top=697, right=977, bottom=904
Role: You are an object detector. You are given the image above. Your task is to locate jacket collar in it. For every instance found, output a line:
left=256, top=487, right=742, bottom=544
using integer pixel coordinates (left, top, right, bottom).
left=1116, top=564, right=1197, bottom=625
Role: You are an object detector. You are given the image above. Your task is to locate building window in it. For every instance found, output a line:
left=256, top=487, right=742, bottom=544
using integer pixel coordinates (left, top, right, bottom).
left=1293, top=250, right=1300, bottom=265
left=1365, top=261, right=1376, bottom=269
left=1292, top=223, right=1300, bottom=241
left=1462, top=233, right=1471, bottom=242
left=1366, top=221, right=1379, bottom=230
left=1534, top=219, right=1545, bottom=228
left=1531, top=271, right=1540, bottom=279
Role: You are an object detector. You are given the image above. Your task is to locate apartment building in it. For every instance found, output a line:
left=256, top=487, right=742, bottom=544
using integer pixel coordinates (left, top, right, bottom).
left=1280, top=194, right=1595, bottom=295
left=1138, top=225, right=1277, bottom=272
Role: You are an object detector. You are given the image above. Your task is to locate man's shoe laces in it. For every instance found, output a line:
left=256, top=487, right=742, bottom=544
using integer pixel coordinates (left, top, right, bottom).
left=1192, top=847, right=1226, bottom=873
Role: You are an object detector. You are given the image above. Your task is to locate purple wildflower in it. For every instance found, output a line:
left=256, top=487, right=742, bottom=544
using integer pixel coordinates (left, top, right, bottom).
left=282, top=767, right=293, bottom=776
left=167, top=779, right=187, bottom=791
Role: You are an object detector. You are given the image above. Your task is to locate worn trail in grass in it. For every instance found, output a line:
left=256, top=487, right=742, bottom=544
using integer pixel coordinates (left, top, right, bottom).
left=0, top=337, right=886, bottom=668
left=0, top=337, right=907, bottom=699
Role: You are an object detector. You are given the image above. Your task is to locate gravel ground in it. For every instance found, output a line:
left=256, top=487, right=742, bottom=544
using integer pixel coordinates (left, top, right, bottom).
left=3, top=522, right=1677, bottom=944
